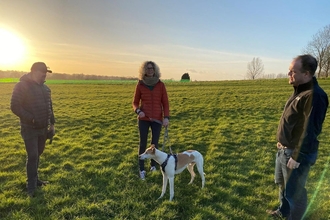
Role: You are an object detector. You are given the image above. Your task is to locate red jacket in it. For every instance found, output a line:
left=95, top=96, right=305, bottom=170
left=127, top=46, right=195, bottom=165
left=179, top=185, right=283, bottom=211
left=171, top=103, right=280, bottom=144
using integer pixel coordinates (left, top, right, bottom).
left=132, top=80, right=169, bottom=122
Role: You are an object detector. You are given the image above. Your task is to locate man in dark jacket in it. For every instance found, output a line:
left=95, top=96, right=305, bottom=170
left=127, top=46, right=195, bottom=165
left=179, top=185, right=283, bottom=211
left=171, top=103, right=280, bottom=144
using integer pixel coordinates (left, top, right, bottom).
left=11, top=62, right=55, bottom=197
left=267, top=55, right=328, bottom=219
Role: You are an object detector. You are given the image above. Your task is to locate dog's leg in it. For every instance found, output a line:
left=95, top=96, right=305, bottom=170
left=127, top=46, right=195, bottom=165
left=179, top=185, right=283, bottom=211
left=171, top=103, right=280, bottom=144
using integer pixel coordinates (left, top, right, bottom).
left=187, top=163, right=196, bottom=185
left=168, top=177, right=175, bottom=201
left=158, top=174, right=168, bottom=200
left=196, top=161, right=205, bottom=188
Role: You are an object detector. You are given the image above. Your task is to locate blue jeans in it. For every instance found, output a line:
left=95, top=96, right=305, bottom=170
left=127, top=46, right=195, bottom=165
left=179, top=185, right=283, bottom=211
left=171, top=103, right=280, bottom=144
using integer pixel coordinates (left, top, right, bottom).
left=138, top=120, right=162, bottom=171
left=275, top=148, right=312, bottom=220
left=21, top=126, right=47, bottom=192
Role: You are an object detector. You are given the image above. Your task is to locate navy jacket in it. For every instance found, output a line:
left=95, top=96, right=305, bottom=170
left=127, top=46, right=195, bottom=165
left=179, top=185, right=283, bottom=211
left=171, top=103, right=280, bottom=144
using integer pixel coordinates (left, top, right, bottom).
left=276, top=77, right=328, bottom=163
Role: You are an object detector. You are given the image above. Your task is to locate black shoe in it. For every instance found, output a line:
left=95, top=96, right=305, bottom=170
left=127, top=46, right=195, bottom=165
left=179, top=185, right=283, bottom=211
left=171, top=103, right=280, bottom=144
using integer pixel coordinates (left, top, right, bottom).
left=266, top=209, right=285, bottom=219
left=37, top=179, right=49, bottom=187
left=27, top=189, right=35, bottom=197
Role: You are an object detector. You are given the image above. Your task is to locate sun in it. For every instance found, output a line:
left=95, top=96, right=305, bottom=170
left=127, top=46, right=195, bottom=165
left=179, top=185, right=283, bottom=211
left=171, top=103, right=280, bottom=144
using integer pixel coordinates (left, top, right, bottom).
left=0, top=28, right=26, bottom=66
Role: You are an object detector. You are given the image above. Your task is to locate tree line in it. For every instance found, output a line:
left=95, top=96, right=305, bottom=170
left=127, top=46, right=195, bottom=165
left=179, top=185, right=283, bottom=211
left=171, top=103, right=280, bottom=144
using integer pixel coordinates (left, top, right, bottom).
left=0, top=70, right=138, bottom=81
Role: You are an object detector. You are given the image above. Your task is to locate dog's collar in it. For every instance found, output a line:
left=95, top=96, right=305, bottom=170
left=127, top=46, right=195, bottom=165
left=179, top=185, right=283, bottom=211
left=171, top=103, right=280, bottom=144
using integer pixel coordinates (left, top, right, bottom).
left=161, top=154, right=178, bottom=173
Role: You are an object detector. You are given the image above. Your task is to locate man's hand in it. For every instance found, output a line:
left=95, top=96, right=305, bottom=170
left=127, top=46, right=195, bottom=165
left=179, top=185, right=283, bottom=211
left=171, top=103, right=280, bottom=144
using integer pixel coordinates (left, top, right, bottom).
left=49, top=124, right=55, bottom=133
left=47, top=124, right=55, bottom=144
left=287, top=157, right=300, bottom=169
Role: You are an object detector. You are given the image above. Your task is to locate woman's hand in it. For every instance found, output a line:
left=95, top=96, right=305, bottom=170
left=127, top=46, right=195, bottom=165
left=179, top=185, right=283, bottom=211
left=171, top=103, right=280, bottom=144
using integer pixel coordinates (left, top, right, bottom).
left=138, top=111, right=145, bottom=118
left=163, top=118, right=169, bottom=127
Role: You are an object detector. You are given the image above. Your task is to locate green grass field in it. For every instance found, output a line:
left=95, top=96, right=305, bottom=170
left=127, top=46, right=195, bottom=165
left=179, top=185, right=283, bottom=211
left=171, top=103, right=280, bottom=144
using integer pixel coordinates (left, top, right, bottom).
left=0, top=79, right=329, bottom=220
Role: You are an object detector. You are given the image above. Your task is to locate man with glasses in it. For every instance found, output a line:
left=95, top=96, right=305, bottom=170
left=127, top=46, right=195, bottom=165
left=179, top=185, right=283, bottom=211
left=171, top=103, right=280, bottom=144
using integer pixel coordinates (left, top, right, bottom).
left=267, top=55, right=328, bottom=219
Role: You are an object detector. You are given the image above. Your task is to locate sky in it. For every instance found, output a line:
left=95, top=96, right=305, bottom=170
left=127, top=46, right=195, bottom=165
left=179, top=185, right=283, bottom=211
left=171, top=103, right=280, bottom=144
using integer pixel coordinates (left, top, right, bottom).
left=0, top=0, right=329, bottom=81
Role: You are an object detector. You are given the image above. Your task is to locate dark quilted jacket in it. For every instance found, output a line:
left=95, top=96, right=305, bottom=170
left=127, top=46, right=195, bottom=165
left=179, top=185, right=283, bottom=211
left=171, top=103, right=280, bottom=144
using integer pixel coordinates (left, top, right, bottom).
left=11, top=74, right=55, bottom=129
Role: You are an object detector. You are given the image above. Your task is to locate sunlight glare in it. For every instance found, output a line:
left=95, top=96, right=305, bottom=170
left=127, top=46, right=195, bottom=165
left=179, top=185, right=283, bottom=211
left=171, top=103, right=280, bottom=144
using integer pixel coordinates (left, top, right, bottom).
left=0, top=28, right=26, bottom=66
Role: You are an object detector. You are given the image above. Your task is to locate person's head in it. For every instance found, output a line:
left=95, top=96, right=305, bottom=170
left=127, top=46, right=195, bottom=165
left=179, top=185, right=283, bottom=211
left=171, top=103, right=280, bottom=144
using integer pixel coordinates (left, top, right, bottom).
left=30, top=62, right=52, bottom=84
left=139, top=61, right=161, bottom=80
left=288, top=54, right=317, bottom=86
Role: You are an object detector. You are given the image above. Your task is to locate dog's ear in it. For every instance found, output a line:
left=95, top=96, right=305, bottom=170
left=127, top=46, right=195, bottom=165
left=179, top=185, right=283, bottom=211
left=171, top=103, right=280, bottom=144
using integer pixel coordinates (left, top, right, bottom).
left=151, top=144, right=156, bottom=153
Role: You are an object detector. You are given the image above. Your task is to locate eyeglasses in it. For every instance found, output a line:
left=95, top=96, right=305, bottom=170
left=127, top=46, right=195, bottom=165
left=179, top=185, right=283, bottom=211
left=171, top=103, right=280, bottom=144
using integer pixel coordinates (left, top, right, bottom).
left=147, top=67, right=154, bottom=70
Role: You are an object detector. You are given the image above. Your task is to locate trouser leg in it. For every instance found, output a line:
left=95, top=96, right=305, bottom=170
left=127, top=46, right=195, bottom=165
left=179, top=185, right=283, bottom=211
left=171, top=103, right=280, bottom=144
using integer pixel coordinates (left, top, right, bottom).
left=36, top=133, right=46, bottom=181
left=138, top=120, right=150, bottom=171
left=286, top=163, right=310, bottom=220
left=150, top=122, right=162, bottom=167
left=275, top=149, right=291, bottom=217
left=24, top=137, right=39, bottom=192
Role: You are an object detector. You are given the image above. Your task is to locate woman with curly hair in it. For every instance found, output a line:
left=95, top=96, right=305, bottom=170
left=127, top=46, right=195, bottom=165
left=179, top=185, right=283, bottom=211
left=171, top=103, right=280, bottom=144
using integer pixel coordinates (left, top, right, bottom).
left=132, top=61, right=170, bottom=180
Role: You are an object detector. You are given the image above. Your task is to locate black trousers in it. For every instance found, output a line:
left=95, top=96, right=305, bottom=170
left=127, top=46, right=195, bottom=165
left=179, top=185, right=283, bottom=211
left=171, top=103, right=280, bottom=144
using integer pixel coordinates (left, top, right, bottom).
left=138, top=120, right=162, bottom=171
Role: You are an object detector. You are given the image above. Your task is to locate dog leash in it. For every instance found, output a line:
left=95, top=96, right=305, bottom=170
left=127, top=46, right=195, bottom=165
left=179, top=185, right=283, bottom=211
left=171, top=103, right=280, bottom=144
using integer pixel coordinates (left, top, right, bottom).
left=162, top=126, right=173, bottom=154
left=143, top=115, right=173, bottom=154
left=142, top=114, right=173, bottom=153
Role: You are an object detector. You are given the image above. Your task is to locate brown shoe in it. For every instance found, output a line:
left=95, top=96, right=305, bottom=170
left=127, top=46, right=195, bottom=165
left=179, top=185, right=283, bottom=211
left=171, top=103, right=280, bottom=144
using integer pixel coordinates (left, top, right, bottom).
left=266, top=209, right=284, bottom=219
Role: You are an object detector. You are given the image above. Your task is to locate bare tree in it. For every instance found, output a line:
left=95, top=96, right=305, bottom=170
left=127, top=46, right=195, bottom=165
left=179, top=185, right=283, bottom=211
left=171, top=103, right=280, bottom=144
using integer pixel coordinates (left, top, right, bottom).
left=321, top=46, right=330, bottom=77
left=276, top=73, right=287, bottom=79
left=263, top=73, right=276, bottom=79
left=246, top=57, right=264, bottom=80
left=303, top=24, right=330, bottom=78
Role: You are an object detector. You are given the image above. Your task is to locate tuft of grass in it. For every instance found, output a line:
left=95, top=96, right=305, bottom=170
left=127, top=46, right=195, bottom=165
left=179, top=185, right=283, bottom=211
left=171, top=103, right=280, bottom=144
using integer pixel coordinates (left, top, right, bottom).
left=0, top=79, right=329, bottom=219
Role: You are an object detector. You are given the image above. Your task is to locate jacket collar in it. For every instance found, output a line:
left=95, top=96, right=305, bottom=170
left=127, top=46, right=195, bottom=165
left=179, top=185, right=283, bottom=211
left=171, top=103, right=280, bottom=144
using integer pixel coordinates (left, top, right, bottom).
left=294, top=77, right=316, bottom=94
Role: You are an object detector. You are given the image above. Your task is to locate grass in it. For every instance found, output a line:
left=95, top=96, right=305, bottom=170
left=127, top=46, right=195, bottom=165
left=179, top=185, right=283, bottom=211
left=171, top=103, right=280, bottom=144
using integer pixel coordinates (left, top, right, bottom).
left=0, top=79, right=329, bottom=219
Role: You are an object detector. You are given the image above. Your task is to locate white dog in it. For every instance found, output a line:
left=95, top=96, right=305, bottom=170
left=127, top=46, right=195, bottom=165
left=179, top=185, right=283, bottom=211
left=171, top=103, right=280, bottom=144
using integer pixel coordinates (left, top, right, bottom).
left=139, top=144, right=205, bottom=201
